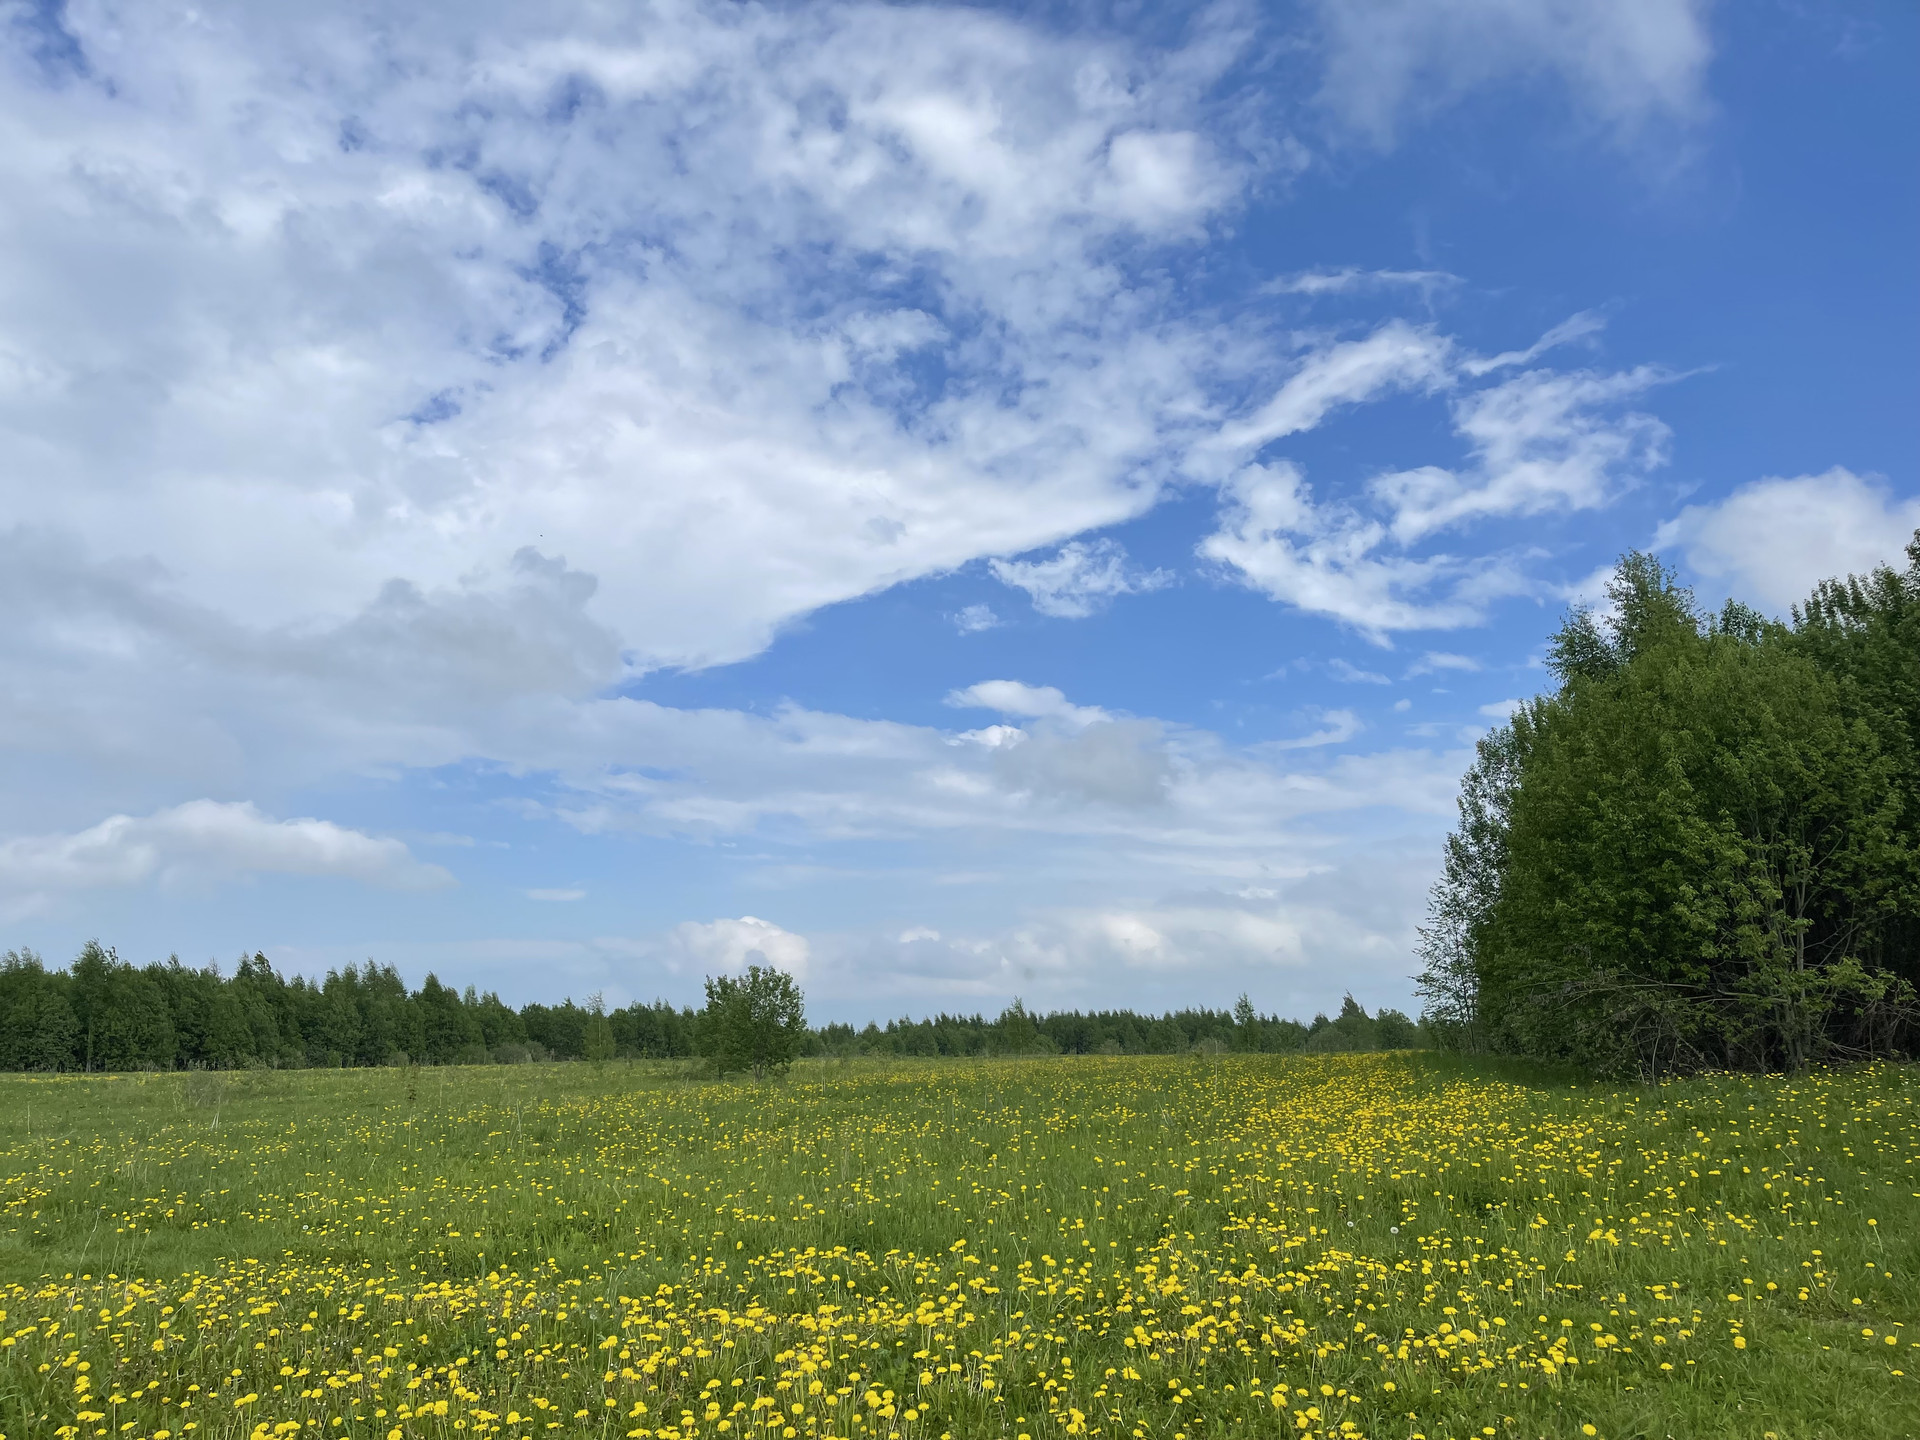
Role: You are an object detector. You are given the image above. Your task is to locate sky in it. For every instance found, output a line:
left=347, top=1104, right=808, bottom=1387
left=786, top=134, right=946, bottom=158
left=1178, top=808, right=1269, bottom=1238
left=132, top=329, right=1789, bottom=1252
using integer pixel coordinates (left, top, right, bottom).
left=1, top=0, right=1915, bottom=1023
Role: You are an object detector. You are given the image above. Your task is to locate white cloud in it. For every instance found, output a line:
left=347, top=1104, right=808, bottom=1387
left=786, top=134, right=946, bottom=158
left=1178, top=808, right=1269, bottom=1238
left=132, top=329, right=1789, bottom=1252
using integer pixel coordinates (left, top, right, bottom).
left=1003, top=904, right=1305, bottom=974
left=526, top=888, right=586, bottom=902
left=1656, top=469, right=1920, bottom=614
left=0, top=0, right=1687, bottom=833
left=0, top=800, right=451, bottom=913
left=1407, top=651, right=1482, bottom=677
left=1328, top=658, right=1391, bottom=684
left=989, top=539, right=1172, bottom=619
left=1193, top=322, right=1455, bottom=473
left=1261, top=709, right=1364, bottom=751
left=1198, top=461, right=1495, bottom=637
left=668, top=916, right=811, bottom=981
left=1478, top=699, right=1523, bottom=720
left=1313, top=0, right=1713, bottom=147
left=1263, top=268, right=1459, bottom=297
left=1371, top=365, right=1672, bottom=542
left=952, top=604, right=1001, bottom=634
left=985, top=719, right=1174, bottom=808
left=813, top=838, right=1446, bottom=1013
left=1195, top=321, right=1672, bottom=637
left=946, top=680, right=1110, bottom=727
left=952, top=724, right=1029, bottom=752
left=1458, top=312, right=1609, bottom=377
left=942, top=681, right=1171, bottom=805
left=0, top=0, right=1249, bottom=683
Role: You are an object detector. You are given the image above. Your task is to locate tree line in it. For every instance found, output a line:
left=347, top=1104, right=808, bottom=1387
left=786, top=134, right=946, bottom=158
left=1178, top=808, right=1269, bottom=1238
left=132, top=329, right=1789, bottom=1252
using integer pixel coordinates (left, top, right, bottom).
left=1419, top=535, right=1920, bottom=1078
left=0, top=940, right=1423, bottom=1072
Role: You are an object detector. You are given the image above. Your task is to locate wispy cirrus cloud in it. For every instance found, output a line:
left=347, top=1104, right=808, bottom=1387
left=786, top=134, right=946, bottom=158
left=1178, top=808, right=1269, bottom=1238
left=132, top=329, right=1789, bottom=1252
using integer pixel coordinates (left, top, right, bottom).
left=1406, top=652, right=1482, bottom=678
left=1312, top=0, right=1713, bottom=147
left=1194, top=317, right=1674, bottom=640
left=989, top=540, right=1173, bottom=619
left=1328, top=658, right=1391, bottom=684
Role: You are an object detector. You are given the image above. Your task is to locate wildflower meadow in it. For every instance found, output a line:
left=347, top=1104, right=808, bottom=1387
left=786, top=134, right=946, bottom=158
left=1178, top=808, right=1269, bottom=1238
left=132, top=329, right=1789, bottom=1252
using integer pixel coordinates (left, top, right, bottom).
left=1, top=1053, right=1913, bottom=1440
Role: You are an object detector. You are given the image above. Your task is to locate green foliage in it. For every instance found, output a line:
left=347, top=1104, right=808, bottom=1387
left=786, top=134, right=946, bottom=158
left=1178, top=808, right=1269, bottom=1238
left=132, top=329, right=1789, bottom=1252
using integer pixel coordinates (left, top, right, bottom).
left=697, top=964, right=808, bottom=1079
left=813, top=998, right=1422, bottom=1058
left=0, top=945, right=1427, bottom=1073
left=0, top=947, right=706, bottom=1072
left=582, top=992, right=616, bottom=1066
left=1422, top=540, right=1920, bottom=1077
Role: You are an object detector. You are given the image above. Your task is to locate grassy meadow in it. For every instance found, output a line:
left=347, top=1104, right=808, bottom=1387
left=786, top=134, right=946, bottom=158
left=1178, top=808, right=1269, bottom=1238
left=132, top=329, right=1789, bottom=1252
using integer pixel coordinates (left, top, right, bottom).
left=0, top=1052, right=1914, bottom=1440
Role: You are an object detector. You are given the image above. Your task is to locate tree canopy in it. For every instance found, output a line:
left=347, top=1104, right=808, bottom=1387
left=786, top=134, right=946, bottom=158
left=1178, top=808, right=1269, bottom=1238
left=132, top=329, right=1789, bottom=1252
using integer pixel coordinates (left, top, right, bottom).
left=1419, top=536, right=1920, bottom=1077
left=0, top=943, right=1424, bottom=1072
left=696, top=964, right=809, bottom=1079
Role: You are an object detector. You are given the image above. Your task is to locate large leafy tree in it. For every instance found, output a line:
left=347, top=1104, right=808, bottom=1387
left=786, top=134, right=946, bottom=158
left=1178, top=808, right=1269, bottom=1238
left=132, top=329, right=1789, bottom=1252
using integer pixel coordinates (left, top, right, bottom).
left=1422, top=544, right=1920, bottom=1077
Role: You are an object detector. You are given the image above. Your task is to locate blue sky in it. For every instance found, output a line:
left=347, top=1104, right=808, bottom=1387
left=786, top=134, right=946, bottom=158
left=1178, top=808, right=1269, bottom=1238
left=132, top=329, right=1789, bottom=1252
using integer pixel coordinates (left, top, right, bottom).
left=2, top=0, right=1914, bottom=1022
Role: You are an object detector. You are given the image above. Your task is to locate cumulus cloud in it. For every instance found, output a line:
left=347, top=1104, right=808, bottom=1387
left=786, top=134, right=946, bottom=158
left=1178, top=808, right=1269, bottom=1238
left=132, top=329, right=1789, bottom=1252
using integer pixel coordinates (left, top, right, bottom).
left=941, top=681, right=1169, bottom=807
left=248, top=716, right=1465, bottom=1014
left=989, top=539, right=1173, bottom=619
left=668, top=916, right=812, bottom=980
left=1313, top=0, right=1713, bottom=146
left=0, top=800, right=452, bottom=913
left=1001, top=904, right=1305, bottom=973
left=1656, top=469, right=1920, bottom=614
left=951, top=604, right=1001, bottom=634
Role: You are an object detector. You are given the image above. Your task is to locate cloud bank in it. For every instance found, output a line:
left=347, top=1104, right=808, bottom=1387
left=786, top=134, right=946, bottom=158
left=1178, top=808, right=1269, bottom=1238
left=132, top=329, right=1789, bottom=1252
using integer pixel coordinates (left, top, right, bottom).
left=0, top=800, right=451, bottom=916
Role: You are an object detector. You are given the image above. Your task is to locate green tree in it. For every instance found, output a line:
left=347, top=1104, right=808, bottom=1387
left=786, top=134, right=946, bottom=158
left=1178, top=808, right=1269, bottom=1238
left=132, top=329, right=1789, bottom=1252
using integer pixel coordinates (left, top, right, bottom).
left=1231, top=993, right=1257, bottom=1050
left=1422, top=547, right=1920, bottom=1078
left=697, top=965, right=807, bottom=1079
left=0, top=950, right=78, bottom=1070
left=583, top=993, right=615, bottom=1067
left=1416, top=716, right=1529, bottom=1048
left=1375, top=1009, right=1421, bottom=1050
left=991, top=999, right=1052, bottom=1055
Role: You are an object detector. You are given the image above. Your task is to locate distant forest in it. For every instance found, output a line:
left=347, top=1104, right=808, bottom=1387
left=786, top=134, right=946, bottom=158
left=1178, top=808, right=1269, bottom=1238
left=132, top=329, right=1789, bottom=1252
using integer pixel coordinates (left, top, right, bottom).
left=0, top=942, right=1422, bottom=1072
left=1421, top=536, right=1920, bottom=1078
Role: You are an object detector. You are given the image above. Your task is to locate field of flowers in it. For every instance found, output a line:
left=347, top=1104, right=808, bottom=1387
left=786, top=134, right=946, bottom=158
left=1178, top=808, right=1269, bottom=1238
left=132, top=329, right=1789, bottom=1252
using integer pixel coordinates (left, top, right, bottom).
left=0, top=1052, right=1913, bottom=1440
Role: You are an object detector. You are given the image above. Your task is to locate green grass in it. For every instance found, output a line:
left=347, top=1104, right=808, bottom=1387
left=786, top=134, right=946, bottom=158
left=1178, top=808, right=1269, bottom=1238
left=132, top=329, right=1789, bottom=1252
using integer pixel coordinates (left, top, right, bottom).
left=0, top=1052, right=1914, bottom=1440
